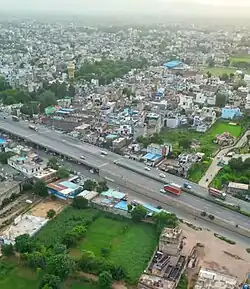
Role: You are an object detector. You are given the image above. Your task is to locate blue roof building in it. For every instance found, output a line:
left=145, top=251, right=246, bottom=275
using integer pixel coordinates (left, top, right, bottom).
left=163, top=60, right=183, bottom=69
left=221, top=107, right=241, bottom=119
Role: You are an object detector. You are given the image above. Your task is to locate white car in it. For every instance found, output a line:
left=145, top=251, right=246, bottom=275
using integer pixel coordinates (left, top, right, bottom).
left=159, top=173, right=166, bottom=178
left=80, top=155, right=86, bottom=160
left=144, top=166, right=151, bottom=171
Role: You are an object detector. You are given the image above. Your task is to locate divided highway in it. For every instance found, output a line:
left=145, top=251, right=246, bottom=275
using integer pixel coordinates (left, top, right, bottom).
left=0, top=115, right=250, bottom=232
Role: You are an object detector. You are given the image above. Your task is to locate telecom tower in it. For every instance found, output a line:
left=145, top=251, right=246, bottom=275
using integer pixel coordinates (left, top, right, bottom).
left=67, top=61, right=75, bottom=80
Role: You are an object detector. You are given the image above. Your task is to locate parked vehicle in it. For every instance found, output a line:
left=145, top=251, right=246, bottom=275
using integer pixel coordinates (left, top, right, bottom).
left=183, top=182, right=191, bottom=189
left=29, top=124, right=38, bottom=131
left=144, top=166, right=151, bottom=171
left=100, top=150, right=107, bottom=156
left=208, top=187, right=226, bottom=200
left=159, top=173, right=165, bottom=178
left=12, top=115, right=19, bottom=121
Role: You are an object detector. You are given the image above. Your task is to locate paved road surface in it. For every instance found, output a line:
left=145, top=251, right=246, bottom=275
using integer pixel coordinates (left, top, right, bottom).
left=199, top=130, right=250, bottom=188
left=1, top=115, right=250, bottom=223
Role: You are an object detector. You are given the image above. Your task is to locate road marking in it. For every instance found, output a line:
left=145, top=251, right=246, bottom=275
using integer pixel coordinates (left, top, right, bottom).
left=99, top=163, right=109, bottom=168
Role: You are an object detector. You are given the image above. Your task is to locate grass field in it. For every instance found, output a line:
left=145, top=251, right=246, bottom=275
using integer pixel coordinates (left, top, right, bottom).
left=230, top=55, right=250, bottom=63
left=35, top=208, right=158, bottom=283
left=0, top=260, right=39, bottom=289
left=205, top=67, right=237, bottom=76
left=208, top=121, right=242, bottom=138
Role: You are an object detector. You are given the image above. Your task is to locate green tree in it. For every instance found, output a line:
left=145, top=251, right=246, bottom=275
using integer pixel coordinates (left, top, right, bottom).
left=153, top=212, right=179, bottom=231
left=39, top=90, right=57, bottom=110
left=39, top=274, right=61, bottom=289
left=127, top=204, right=133, bottom=212
left=179, top=138, right=191, bottom=149
left=131, top=205, right=147, bottom=222
left=72, top=196, right=89, bottom=209
left=215, top=93, right=227, bottom=107
left=1, top=243, right=15, bottom=256
left=220, top=73, right=229, bottom=82
left=228, top=157, right=243, bottom=171
left=99, top=271, right=113, bottom=289
left=0, top=151, right=15, bottom=164
left=46, top=254, right=73, bottom=280
left=47, top=157, right=58, bottom=170
left=96, top=180, right=108, bottom=193
left=15, top=234, right=34, bottom=253
left=56, top=168, right=70, bottom=179
left=27, top=251, right=46, bottom=269
left=110, top=265, right=126, bottom=281
left=83, top=179, right=97, bottom=191
left=47, top=209, right=56, bottom=219
left=206, top=71, right=212, bottom=78
left=34, top=179, right=48, bottom=197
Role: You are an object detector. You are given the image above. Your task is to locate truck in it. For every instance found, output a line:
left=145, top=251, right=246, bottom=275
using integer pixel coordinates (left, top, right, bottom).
left=12, top=115, right=19, bottom=121
left=29, top=124, right=38, bottom=131
left=208, top=187, right=226, bottom=200
left=163, top=183, right=182, bottom=196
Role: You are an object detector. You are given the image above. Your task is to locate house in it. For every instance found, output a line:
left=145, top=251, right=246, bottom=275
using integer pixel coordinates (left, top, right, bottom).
left=221, top=106, right=241, bottom=119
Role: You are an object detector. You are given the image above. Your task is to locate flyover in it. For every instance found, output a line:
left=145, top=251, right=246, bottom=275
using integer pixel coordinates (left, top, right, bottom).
left=0, top=116, right=250, bottom=233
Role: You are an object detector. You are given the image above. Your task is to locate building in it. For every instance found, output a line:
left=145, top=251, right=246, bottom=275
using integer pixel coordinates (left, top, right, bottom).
left=47, top=179, right=83, bottom=200
left=0, top=180, right=21, bottom=207
left=221, top=106, right=241, bottom=119
left=67, top=61, right=75, bottom=80
left=227, top=182, right=249, bottom=195
left=159, top=228, right=183, bottom=256
left=33, top=168, right=57, bottom=184
left=194, top=269, right=239, bottom=289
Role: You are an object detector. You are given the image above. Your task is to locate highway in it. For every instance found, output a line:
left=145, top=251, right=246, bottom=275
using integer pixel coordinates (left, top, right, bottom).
left=0, top=115, right=250, bottom=231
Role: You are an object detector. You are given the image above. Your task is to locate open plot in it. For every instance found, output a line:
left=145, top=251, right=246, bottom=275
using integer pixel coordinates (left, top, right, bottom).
left=76, top=217, right=158, bottom=282
left=30, top=198, right=66, bottom=218
left=35, top=207, right=98, bottom=246
left=230, top=55, right=250, bottom=63
left=204, top=67, right=237, bottom=76
left=181, top=223, right=250, bottom=281
left=35, top=207, right=158, bottom=284
left=0, top=260, right=39, bottom=289
left=208, top=121, right=242, bottom=138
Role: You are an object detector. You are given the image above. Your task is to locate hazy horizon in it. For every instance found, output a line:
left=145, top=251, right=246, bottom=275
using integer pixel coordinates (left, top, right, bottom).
left=0, top=0, right=250, bottom=17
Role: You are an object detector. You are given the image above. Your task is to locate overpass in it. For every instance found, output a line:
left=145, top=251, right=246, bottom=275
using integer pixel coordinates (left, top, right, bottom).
left=0, top=116, right=250, bottom=235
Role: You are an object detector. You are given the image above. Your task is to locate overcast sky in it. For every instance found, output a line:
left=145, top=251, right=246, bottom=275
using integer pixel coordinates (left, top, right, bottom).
left=0, top=0, right=249, bottom=15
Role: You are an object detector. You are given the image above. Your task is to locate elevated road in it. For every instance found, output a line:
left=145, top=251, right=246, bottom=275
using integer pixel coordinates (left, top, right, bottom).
left=0, top=115, right=250, bottom=231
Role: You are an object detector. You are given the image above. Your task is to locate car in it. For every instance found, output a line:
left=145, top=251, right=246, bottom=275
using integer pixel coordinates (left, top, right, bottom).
left=159, top=173, right=166, bottom=178
left=160, top=189, right=165, bottom=193
left=144, top=166, right=151, bottom=171
left=100, top=150, right=108, bottom=156
left=80, top=155, right=86, bottom=160
left=183, top=182, right=192, bottom=189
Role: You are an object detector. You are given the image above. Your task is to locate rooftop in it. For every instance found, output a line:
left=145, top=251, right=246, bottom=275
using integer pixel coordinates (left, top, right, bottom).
left=139, top=273, right=175, bottom=289
left=194, top=269, right=238, bottom=289
left=161, top=228, right=182, bottom=240
left=100, top=189, right=126, bottom=200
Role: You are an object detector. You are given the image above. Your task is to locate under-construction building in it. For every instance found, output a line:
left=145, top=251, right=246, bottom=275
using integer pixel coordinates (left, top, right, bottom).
left=67, top=61, right=75, bottom=80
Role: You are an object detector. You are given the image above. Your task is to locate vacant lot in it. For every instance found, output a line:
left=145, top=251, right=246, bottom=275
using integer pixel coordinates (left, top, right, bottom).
left=30, top=198, right=66, bottom=218
left=205, top=67, right=237, bottom=76
left=208, top=121, right=242, bottom=138
left=35, top=208, right=158, bottom=283
left=230, top=55, right=250, bottom=63
left=182, top=223, right=250, bottom=281
left=0, top=260, right=39, bottom=289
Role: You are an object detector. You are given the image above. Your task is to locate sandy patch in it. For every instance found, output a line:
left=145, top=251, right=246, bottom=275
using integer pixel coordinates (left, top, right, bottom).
left=29, top=198, right=66, bottom=218
left=181, top=223, right=250, bottom=281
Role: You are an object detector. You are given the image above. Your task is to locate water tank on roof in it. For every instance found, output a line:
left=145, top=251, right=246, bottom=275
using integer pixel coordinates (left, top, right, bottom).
left=243, top=284, right=250, bottom=289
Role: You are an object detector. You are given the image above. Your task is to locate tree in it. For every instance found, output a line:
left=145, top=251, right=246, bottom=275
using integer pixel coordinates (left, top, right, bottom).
left=99, top=271, right=113, bottom=289
left=72, top=196, right=89, bottom=209
left=215, top=93, right=227, bottom=107
left=46, top=254, right=73, bottom=280
left=127, top=204, right=133, bottom=212
left=96, top=180, right=109, bottom=193
left=47, top=209, right=56, bottom=219
left=179, top=138, right=191, bottom=149
left=83, top=179, right=97, bottom=191
left=1, top=243, right=14, bottom=256
left=39, top=274, right=61, bottom=289
left=39, top=90, right=57, bottom=110
left=131, top=205, right=147, bottom=222
left=220, top=73, right=229, bottom=82
left=153, top=212, right=179, bottom=230
left=27, top=251, right=46, bottom=269
left=206, top=71, right=212, bottom=78
left=110, top=265, right=126, bottom=281
left=228, top=157, right=243, bottom=171
left=34, top=179, right=48, bottom=197
left=15, top=234, right=34, bottom=253
left=0, top=151, right=15, bottom=164
left=56, top=168, right=70, bottom=179
left=48, top=157, right=58, bottom=170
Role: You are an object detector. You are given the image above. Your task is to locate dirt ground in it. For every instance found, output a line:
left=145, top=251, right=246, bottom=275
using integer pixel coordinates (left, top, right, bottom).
left=181, top=222, right=250, bottom=282
left=29, top=198, right=66, bottom=218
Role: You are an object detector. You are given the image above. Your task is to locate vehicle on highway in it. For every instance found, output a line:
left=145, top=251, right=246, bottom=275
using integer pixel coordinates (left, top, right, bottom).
left=29, top=124, right=38, bottom=131
left=208, top=187, right=226, bottom=200
left=100, top=150, right=108, bottom=156
left=12, top=115, right=19, bottom=122
left=80, top=155, right=86, bottom=160
left=159, top=173, right=165, bottom=178
left=144, top=166, right=151, bottom=171
left=163, top=183, right=182, bottom=196
left=183, top=182, right=192, bottom=189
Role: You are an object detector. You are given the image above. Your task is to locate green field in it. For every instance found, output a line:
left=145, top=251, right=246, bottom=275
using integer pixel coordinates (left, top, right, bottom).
left=35, top=208, right=158, bottom=283
left=205, top=67, right=237, bottom=76
left=230, top=55, right=250, bottom=63
left=0, top=261, right=39, bottom=289
left=208, top=121, right=242, bottom=138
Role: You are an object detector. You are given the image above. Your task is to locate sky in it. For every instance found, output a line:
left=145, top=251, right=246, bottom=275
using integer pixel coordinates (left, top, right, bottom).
left=0, top=0, right=250, bottom=15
